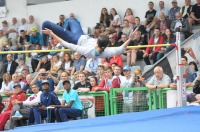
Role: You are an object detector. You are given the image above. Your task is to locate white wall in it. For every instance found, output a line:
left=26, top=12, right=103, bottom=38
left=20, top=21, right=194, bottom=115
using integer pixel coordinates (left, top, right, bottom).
left=0, top=0, right=197, bottom=29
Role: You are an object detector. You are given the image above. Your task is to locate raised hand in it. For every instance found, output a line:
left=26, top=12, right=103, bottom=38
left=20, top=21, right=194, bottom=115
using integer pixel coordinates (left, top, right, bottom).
left=42, top=28, right=53, bottom=35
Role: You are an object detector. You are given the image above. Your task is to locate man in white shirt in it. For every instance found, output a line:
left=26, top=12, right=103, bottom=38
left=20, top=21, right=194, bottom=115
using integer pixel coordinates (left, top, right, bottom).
left=7, top=17, right=19, bottom=47
left=26, top=15, right=40, bottom=35
left=155, top=1, right=169, bottom=18
left=18, top=18, right=28, bottom=34
left=9, top=84, right=42, bottom=129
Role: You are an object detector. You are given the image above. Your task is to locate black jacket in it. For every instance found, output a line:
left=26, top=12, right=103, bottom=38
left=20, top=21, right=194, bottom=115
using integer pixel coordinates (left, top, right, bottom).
left=3, top=60, right=18, bottom=76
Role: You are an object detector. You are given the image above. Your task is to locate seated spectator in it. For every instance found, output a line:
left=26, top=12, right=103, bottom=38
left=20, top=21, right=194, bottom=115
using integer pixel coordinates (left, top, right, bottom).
left=31, top=80, right=61, bottom=124
left=84, top=58, right=100, bottom=76
left=20, top=69, right=29, bottom=84
left=18, top=18, right=28, bottom=34
left=54, top=71, right=74, bottom=94
left=60, top=52, right=73, bottom=75
left=3, top=54, right=18, bottom=76
left=15, top=58, right=29, bottom=75
left=99, top=8, right=110, bottom=28
left=180, top=0, right=193, bottom=19
left=170, top=65, right=195, bottom=88
left=0, top=40, right=10, bottom=63
left=189, top=61, right=198, bottom=79
left=146, top=66, right=171, bottom=91
left=133, top=17, right=147, bottom=39
left=71, top=52, right=86, bottom=76
left=0, top=73, right=11, bottom=94
left=90, top=76, right=104, bottom=116
left=1, top=20, right=9, bottom=37
left=50, top=54, right=62, bottom=74
left=30, top=68, right=59, bottom=91
left=30, top=44, right=40, bottom=73
left=26, top=15, right=40, bottom=35
left=0, top=84, right=26, bottom=131
left=28, top=27, right=43, bottom=49
left=128, top=30, right=147, bottom=66
left=122, top=19, right=132, bottom=36
left=18, top=30, right=30, bottom=58
left=22, top=74, right=34, bottom=94
left=155, top=1, right=169, bottom=19
left=145, top=1, right=157, bottom=32
left=170, top=12, right=189, bottom=42
left=0, top=29, right=8, bottom=50
left=113, top=65, right=126, bottom=87
left=98, top=58, right=110, bottom=67
left=169, top=0, right=181, bottom=21
left=71, top=72, right=80, bottom=84
left=96, top=65, right=105, bottom=83
left=113, top=26, right=123, bottom=41
left=111, top=63, right=118, bottom=71
left=155, top=12, right=171, bottom=34
left=157, top=29, right=176, bottom=60
left=124, top=8, right=135, bottom=27
left=35, top=56, right=51, bottom=72
left=48, top=38, right=64, bottom=59
left=189, top=0, right=200, bottom=32
left=53, top=80, right=82, bottom=122
left=8, top=84, right=42, bottom=129
left=57, top=14, right=65, bottom=27
left=143, top=28, right=164, bottom=65
left=109, top=55, right=123, bottom=68
left=73, top=72, right=91, bottom=92
left=110, top=8, right=122, bottom=28
left=7, top=17, right=19, bottom=47
left=93, top=23, right=102, bottom=38
left=7, top=73, right=26, bottom=95
left=108, top=34, right=120, bottom=47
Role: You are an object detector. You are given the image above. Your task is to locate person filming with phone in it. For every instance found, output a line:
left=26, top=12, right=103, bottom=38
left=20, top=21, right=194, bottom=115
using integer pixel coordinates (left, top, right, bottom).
left=30, top=68, right=59, bottom=91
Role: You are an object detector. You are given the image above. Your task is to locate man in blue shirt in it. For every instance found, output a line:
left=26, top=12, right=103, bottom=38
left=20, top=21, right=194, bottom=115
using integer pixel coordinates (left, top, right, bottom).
left=29, top=27, right=43, bottom=48
left=31, top=80, right=61, bottom=124
left=51, top=80, right=82, bottom=122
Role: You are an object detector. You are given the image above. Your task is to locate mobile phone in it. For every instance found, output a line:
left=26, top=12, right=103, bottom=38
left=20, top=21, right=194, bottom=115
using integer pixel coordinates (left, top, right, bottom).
left=41, top=73, right=48, bottom=76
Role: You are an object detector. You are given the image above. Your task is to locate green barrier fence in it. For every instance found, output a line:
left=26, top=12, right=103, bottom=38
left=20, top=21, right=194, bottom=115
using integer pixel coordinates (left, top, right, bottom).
left=158, top=87, right=193, bottom=109
left=109, top=87, right=153, bottom=115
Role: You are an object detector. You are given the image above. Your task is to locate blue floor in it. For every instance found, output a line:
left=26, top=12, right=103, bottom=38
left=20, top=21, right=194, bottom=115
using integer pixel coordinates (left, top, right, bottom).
left=11, top=106, right=200, bottom=132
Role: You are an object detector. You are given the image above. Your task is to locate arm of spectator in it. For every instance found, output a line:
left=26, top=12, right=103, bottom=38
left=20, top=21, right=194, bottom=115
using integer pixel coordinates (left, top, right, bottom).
left=35, top=60, right=42, bottom=72
left=30, top=72, right=40, bottom=85
left=190, top=12, right=199, bottom=21
left=71, top=67, right=75, bottom=77
left=47, top=71, right=59, bottom=84
left=180, top=20, right=190, bottom=33
left=23, top=91, right=42, bottom=106
left=98, top=79, right=110, bottom=92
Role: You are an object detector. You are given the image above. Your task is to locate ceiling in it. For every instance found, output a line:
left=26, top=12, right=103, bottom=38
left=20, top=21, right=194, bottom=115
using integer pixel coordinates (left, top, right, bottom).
left=27, top=0, right=69, bottom=5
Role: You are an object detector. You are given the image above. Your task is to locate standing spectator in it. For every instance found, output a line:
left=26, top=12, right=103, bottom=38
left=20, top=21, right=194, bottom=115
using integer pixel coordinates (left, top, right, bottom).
left=180, top=0, right=193, bottom=19
left=57, top=14, right=65, bottom=27
left=96, top=65, right=105, bottom=83
left=0, top=73, right=11, bottom=94
left=60, top=52, right=73, bottom=75
left=53, top=80, right=82, bottom=122
left=122, top=19, right=132, bottom=36
left=170, top=12, right=189, bottom=41
left=3, top=54, right=18, bottom=76
left=99, top=8, right=110, bottom=28
left=110, top=8, right=122, bottom=27
left=7, top=17, right=19, bottom=47
left=146, top=66, right=171, bottom=91
left=71, top=52, right=86, bottom=76
left=73, top=72, right=91, bottom=92
left=145, top=1, right=157, bottom=31
left=169, top=0, right=181, bottom=21
left=31, top=80, right=61, bottom=124
left=189, top=0, right=200, bottom=32
left=27, top=15, right=40, bottom=35
left=18, top=18, right=28, bottom=34
left=0, top=84, right=26, bottom=131
left=124, top=8, right=135, bottom=27
left=143, top=28, right=164, bottom=65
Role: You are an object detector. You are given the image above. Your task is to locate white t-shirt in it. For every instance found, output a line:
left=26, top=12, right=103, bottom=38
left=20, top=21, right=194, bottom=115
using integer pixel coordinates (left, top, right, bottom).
left=112, top=15, right=122, bottom=25
left=61, top=35, right=126, bottom=58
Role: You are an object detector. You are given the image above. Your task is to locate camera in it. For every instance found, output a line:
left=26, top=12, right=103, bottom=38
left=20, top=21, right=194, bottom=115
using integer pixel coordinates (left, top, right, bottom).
left=134, top=76, right=140, bottom=80
left=40, top=73, right=48, bottom=76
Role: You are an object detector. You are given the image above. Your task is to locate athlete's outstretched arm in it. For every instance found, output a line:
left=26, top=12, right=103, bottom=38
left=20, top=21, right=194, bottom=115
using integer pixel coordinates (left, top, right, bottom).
left=42, top=28, right=63, bottom=44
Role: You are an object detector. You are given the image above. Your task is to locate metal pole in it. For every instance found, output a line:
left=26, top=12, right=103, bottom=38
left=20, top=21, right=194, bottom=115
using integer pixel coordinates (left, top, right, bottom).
left=176, top=28, right=187, bottom=107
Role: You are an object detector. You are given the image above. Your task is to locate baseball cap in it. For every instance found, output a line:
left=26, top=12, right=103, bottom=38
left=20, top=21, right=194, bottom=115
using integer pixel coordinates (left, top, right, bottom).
left=42, top=80, right=49, bottom=85
left=13, top=84, right=21, bottom=89
left=172, top=0, right=177, bottom=3
left=31, top=27, right=37, bottom=32
left=63, top=80, right=71, bottom=85
left=123, top=65, right=131, bottom=71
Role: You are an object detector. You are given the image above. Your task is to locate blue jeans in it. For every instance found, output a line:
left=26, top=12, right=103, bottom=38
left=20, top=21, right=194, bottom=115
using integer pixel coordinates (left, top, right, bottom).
left=32, top=106, right=47, bottom=124
left=42, top=18, right=84, bottom=46
left=54, top=108, right=82, bottom=122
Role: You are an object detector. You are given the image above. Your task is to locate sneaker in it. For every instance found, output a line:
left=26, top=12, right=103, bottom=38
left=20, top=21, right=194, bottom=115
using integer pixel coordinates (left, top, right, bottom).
left=12, top=111, right=23, bottom=120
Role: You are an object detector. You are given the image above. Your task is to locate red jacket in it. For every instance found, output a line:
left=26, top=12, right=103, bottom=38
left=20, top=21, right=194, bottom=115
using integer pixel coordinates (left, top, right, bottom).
left=109, top=55, right=123, bottom=68
left=98, top=76, right=120, bottom=92
left=145, top=35, right=164, bottom=54
left=5, top=91, right=26, bottom=112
